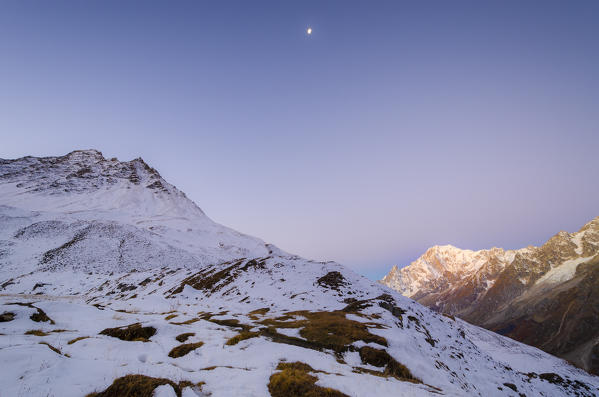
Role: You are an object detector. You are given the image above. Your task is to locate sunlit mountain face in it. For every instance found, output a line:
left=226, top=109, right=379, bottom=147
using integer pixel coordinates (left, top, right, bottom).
left=382, top=218, right=599, bottom=375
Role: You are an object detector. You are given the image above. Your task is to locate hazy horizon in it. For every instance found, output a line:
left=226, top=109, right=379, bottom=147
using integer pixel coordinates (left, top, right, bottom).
left=2, top=1, right=598, bottom=279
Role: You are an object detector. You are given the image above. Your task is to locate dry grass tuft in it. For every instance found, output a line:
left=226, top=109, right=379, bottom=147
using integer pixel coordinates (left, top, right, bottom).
left=39, top=342, right=62, bottom=355
left=384, top=358, right=419, bottom=382
left=99, top=323, right=156, bottom=342
left=358, top=346, right=391, bottom=367
left=68, top=336, right=90, bottom=345
left=168, top=342, right=204, bottom=358
left=207, top=317, right=251, bottom=331
left=85, top=374, right=202, bottom=397
left=30, top=307, right=55, bottom=324
left=164, top=314, right=178, bottom=320
left=7, top=302, right=55, bottom=323
left=249, top=307, right=270, bottom=316
left=225, top=331, right=260, bottom=346
left=268, top=361, right=348, bottom=397
left=25, top=329, right=50, bottom=336
left=248, top=307, right=270, bottom=320
left=358, top=346, right=420, bottom=382
left=0, top=312, right=15, bottom=322
left=170, top=318, right=200, bottom=325
left=352, top=366, right=386, bottom=377
left=175, top=332, right=195, bottom=343
left=276, top=362, right=315, bottom=372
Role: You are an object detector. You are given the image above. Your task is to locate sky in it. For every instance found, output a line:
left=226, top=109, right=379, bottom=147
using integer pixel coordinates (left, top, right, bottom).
left=1, top=1, right=598, bottom=279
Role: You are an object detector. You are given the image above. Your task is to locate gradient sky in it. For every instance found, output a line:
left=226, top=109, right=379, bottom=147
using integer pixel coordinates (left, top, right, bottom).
left=1, top=1, right=598, bottom=279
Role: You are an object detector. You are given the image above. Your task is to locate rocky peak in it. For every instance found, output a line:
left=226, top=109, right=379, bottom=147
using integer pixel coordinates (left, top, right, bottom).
left=383, top=217, right=599, bottom=300
left=64, top=149, right=105, bottom=161
left=0, top=149, right=206, bottom=220
left=0, top=150, right=172, bottom=196
left=538, top=230, right=579, bottom=264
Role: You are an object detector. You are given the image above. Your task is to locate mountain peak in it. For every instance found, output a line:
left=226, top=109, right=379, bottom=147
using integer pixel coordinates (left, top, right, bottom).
left=1, top=150, right=170, bottom=197
left=0, top=149, right=214, bottom=224
left=381, top=215, right=599, bottom=375
left=0, top=149, right=269, bottom=272
left=65, top=149, right=104, bottom=159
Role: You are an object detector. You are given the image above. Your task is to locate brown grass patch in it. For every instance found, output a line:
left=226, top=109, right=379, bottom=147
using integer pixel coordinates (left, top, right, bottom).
left=248, top=307, right=270, bottom=320
left=99, top=323, right=156, bottom=342
left=358, top=346, right=420, bottom=382
left=39, top=342, right=62, bottom=355
left=268, top=361, right=348, bottom=397
left=250, top=307, right=270, bottom=316
left=168, top=342, right=204, bottom=358
left=260, top=310, right=387, bottom=353
left=25, top=329, right=50, bottom=336
left=226, top=331, right=260, bottom=346
left=176, top=332, right=195, bottom=343
left=85, top=374, right=201, bottom=397
left=359, top=346, right=390, bottom=367
left=30, top=307, right=55, bottom=324
left=276, top=362, right=316, bottom=372
left=207, top=317, right=252, bottom=331
left=0, top=312, right=15, bottom=322
left=170, top=318, right=200, bottom=325
left=352, top=366, right=386, bottom=377
left=164, top=314, right=178, bottom=320
left=68, top=336, right=90, bottom=345
left=385, top=358, right=419, bottom=382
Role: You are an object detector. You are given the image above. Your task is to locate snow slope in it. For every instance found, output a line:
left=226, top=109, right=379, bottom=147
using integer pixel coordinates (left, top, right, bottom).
left=1, top=150, right=598, bottom=397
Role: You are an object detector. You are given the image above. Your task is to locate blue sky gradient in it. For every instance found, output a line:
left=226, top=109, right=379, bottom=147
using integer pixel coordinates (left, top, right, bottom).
left=1, top=1, right=598, bottom=279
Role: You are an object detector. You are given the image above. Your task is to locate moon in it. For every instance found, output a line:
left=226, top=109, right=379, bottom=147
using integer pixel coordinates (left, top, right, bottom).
left=306, top=27, right=312, bottom=35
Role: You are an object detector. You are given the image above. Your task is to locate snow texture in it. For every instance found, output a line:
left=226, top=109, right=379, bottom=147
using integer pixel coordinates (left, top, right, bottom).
left=1, top=150, right=598, bottom=397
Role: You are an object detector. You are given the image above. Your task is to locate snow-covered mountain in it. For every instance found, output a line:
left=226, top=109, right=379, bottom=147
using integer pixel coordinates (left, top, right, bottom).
left=381, top=218, right=599, bottom=376
left=1, top=150, right=598, bottom=397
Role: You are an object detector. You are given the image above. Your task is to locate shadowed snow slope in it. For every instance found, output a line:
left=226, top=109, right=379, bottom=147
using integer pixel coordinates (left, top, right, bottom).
left=1, top=150, right=598, bottom=397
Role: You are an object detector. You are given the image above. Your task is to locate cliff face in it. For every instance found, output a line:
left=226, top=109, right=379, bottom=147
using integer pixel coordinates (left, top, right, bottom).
left=381, top=217, right=599, bottom=374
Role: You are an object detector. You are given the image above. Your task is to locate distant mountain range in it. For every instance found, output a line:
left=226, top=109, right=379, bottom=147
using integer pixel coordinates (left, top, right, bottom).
left=381, top=217, right=599, bottom=375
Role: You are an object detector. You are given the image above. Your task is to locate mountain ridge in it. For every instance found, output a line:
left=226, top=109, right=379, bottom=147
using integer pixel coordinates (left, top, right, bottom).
left=381, top=217, right=599, bottom=375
